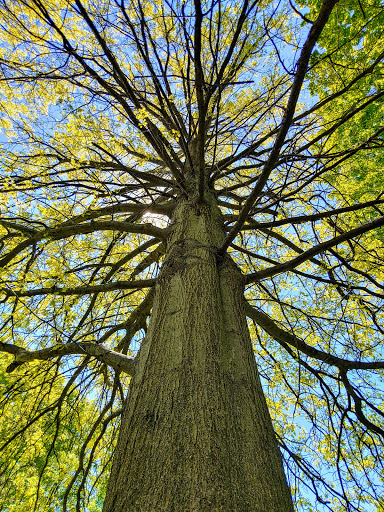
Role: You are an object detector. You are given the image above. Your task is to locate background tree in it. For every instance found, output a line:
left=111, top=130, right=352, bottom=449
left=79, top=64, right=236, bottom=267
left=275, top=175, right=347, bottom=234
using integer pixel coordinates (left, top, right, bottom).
left=0, top=0, right=384, bottom=510
left=0, top=354, right=111, bottom=511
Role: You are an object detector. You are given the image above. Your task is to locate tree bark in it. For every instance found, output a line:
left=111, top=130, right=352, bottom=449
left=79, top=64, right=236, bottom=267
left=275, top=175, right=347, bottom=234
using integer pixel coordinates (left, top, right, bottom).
left=103, top=196, right=294, bottom=512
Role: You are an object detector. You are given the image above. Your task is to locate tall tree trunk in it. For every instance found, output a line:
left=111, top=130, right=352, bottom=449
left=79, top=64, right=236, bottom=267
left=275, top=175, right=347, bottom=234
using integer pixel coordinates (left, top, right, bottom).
left=103, top=195, right=294, bottom=512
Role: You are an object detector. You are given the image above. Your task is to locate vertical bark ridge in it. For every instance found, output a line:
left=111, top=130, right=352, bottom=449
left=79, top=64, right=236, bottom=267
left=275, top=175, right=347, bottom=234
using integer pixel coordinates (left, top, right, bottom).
left=103, top=197, right=294, bottom=512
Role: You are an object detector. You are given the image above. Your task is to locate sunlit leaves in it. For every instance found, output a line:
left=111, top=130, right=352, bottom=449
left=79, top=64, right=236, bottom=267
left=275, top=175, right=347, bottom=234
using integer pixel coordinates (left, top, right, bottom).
left=0, top=354, right=115, bottom=511
left=0, top=0, right=383, bottom=510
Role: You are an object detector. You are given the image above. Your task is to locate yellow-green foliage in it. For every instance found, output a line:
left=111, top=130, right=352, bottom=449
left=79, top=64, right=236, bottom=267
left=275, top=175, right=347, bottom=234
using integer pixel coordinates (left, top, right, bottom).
left=0, top=355, right=114, bottom=511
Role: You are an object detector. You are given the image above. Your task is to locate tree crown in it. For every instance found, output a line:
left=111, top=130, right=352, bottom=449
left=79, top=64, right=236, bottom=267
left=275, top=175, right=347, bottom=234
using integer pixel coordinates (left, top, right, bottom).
left=0, top=0, right=384, bottom=510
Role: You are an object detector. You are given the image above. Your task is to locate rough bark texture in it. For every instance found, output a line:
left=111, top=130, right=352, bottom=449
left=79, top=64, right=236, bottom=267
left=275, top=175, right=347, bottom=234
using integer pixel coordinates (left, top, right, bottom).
left=103, top=196, right=294, bottom=512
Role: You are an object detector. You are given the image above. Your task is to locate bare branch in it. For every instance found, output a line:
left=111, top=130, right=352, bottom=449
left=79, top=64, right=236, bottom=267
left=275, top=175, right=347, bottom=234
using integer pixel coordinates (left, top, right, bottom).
left=0, top=341, right=135, bottom=375
left=250, top=198, right=384, bottom=230
left=0, top=221, right=167, bottom=268
left=220, top=0, right=339, bottom=252
left=245, top=215, right=384, bottom=283
left=2, top=278, right=157, bottom=298
left=245, top=302, right=384, bottom=371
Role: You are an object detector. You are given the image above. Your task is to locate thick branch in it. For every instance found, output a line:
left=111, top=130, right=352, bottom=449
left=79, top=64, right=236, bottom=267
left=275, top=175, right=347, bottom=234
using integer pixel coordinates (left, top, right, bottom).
left=245, top=215, right=384, bottom=283
left=245, top=303, right=384, bottom=371
left=0, top=219, right=37, bottom=236
left=2, top=278, right=157, bottom=298
left=0, top=341, right=135, bottom=375
left=61, top=202, right=174, bottom=226
left=0, top=221, right=167, bottom=268
left=251, top=199, right=384, bottom=230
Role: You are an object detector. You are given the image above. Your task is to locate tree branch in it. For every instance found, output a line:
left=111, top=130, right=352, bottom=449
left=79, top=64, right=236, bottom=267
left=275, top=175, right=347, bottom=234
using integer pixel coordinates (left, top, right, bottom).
left=0, top=221, right=167, bottom=268
left=220, top=0, right=338, bottom=252
left=0, top=341, right=135, bottom=375
left=245, top=215, right=384, bottom=283
left=60, top=202, right=174, bottom=226
left=245, top=302, right=384, bottom=371
left=2, top=278, right=157, bottom=298
left=250, top=198, right=384, bottom=230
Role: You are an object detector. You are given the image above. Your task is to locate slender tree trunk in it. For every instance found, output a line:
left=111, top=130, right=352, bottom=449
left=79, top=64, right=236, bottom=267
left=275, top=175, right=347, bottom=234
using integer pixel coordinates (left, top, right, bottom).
left=103, top=195, right=294, bottom=512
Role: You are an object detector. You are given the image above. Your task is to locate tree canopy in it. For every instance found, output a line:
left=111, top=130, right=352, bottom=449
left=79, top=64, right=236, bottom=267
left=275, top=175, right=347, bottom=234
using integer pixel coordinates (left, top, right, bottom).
left=0, top=0, right=384, bottom=510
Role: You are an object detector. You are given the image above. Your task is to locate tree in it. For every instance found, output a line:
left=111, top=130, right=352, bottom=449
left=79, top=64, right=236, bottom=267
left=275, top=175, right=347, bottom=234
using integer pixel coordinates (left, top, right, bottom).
left=0, top=354, right=109, bottom=511
left=0, top=0, right=384, bottom=510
